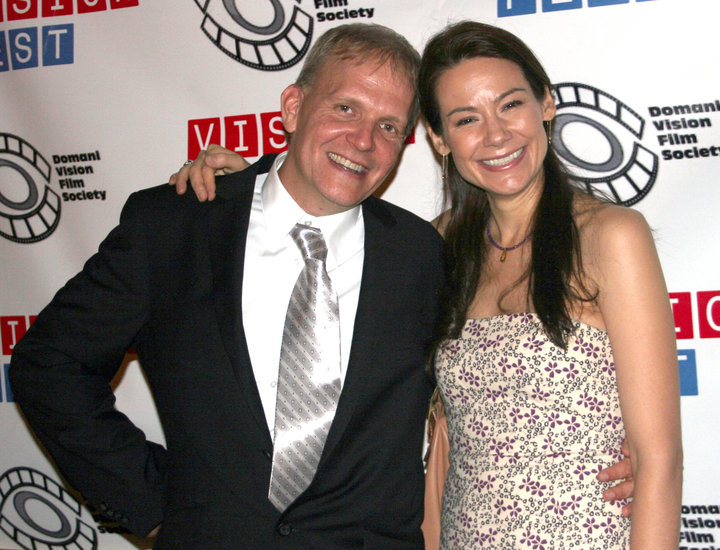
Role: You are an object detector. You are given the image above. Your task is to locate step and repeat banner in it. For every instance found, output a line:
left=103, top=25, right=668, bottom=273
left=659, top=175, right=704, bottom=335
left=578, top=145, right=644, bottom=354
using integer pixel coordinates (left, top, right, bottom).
left=1, top=1, right=718, bottom=548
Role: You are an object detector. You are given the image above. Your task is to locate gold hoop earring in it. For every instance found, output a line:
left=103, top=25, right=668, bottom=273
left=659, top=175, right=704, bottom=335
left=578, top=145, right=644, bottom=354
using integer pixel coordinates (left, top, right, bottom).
left=442, top=153, right=449, bottom=183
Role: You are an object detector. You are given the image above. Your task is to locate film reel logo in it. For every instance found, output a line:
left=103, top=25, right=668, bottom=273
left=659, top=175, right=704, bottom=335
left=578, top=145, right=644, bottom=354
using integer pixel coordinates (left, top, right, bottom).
left=0, top=467, right=98, bottom=549
left=0, top=134, right=61, bottom=244
left=552, top=83, right=658, bottom=206
left=195, top=0, right=313, bottom=71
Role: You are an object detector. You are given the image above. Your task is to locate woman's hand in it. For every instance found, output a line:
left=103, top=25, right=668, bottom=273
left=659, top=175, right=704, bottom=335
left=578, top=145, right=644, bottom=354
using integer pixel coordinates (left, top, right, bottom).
left=168, top=144, right=250, bottom=201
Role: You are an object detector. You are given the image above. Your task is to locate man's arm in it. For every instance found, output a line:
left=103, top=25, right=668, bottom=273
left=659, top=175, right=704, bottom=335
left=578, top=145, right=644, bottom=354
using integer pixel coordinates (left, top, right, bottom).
left=9, top=192, right=167, bottom=537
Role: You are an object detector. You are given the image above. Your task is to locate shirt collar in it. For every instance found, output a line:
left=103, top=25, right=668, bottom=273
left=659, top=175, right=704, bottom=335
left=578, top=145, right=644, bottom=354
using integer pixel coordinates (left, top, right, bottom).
left=261, top=152, right=364, bottom=269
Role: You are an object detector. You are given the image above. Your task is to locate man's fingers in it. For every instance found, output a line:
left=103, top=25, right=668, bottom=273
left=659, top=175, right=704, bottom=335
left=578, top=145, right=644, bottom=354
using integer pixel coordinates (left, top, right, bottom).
left=602, top=478, right=634, bottom=502
left=596, top=456, right=632, bottom=482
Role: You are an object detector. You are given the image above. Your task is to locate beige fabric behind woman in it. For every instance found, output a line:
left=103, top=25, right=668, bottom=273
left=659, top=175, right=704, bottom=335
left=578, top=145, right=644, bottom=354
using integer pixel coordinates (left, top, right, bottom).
left=422, top=392, right=450, bottom=550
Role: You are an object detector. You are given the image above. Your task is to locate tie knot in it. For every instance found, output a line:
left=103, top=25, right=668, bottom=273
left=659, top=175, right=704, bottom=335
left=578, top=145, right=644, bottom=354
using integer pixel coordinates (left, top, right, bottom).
left=290, top=223, right=328, bottom=263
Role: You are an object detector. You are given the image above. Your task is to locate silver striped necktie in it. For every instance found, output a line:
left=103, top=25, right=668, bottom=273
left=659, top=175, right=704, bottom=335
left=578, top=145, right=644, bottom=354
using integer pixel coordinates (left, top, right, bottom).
left=268, top=223, right=342, bottom=512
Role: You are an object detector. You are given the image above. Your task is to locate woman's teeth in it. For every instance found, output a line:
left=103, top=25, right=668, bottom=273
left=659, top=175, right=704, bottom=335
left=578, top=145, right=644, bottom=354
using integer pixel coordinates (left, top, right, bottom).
left=482, top=148, right=524, bottom=167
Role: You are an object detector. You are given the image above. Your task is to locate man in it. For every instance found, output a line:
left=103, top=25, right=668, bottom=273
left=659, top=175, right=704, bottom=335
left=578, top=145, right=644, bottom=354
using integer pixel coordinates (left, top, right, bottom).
left=11, top=23, right=631, bottom=549
left=11, top=24, right=442, bottom=549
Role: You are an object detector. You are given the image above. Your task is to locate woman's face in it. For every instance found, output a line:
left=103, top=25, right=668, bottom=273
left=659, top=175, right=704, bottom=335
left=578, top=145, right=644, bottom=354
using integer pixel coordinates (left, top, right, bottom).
left=427, top=57, right=556, bottom=201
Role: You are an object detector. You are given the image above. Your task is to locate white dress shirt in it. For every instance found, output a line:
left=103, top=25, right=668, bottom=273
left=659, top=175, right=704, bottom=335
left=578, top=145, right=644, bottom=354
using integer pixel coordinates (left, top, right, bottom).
left=242, top=152, right=365, bottom=436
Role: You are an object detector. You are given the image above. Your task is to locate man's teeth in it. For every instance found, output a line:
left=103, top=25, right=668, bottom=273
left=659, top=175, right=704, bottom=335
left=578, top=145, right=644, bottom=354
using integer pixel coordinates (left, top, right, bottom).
left=482, top=148, right=524, bottom=167
left=329, top=153, right=366, bottom=174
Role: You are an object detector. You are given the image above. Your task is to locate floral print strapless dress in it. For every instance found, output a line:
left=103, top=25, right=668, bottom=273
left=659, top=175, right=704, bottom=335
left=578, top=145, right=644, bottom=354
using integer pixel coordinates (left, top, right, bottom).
left=435, top=313, right=630, bottom=548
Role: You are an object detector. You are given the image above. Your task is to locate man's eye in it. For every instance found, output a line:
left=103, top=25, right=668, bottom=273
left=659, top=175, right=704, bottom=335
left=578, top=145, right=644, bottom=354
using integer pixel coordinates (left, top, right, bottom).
left=381, top=123, right=398, bottom=134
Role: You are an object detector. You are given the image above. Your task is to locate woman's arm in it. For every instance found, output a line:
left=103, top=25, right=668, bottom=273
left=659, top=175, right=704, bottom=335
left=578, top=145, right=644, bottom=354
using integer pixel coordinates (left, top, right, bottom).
left=593, top=206, right=682, bottom=548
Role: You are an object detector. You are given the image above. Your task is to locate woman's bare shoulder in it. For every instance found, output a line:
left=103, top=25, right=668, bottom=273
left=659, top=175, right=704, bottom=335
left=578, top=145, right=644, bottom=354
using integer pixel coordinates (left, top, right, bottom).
left=432, top=210, right=452, bottom=237
left=574, top=193, right=649, bottom=246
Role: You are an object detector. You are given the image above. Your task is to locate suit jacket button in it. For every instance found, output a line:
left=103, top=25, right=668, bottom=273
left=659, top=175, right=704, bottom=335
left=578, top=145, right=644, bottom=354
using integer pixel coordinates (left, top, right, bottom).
left=263, top=449, right=272, bottom=460
left=277, top=522, right=292, bottom=536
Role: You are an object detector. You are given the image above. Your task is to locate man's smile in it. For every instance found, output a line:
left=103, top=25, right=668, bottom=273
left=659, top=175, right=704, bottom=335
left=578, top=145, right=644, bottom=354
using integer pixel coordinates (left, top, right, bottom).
left=328, top=152, right=367, bottom=174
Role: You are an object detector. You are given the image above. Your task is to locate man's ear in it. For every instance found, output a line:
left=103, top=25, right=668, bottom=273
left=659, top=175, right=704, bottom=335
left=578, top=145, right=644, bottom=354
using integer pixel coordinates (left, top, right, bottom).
left=425, top=123, right=450, bottom=156
left=280, top=84, right=303, bottom=134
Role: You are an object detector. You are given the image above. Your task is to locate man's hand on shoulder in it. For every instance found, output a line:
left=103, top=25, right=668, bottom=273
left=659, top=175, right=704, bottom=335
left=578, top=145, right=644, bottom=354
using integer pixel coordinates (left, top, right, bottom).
left=168, top=144, right=250, bottom=201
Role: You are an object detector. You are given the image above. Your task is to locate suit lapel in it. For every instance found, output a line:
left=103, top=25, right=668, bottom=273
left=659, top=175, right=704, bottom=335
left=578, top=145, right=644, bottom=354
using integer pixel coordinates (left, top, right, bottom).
left=320, top=197, right=400, bottom=461
left=208, top=158, right=276, bottom=445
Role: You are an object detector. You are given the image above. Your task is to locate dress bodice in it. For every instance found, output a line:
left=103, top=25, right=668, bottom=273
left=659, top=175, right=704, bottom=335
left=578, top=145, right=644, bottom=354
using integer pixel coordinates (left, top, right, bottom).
left=435, top=313, right=629, bottom=548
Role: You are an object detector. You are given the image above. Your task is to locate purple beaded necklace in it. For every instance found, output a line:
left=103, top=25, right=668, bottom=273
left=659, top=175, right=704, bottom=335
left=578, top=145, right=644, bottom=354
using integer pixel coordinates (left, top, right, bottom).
left=486, top=223, right=531, bottom=262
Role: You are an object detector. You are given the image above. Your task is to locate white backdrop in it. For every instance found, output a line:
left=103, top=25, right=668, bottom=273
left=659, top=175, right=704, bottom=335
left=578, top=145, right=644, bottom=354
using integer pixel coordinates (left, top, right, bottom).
left=1, top=1, right=718, bottom=548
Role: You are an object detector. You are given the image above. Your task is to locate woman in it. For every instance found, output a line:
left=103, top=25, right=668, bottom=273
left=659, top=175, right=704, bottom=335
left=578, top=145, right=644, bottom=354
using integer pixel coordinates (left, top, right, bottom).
left=170, top=21, right=682, bottom=548
left=420, top=22, right=681, bottom=548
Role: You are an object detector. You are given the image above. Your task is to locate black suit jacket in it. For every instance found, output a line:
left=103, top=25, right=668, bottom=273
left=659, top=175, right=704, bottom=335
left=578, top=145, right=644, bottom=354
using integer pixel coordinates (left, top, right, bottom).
left=10, top=154, right=445, bottom=549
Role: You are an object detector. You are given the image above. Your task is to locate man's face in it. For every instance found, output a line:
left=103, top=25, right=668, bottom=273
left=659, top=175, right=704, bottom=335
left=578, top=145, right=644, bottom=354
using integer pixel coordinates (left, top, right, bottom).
left=278, top=56, right=415, bottom=216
